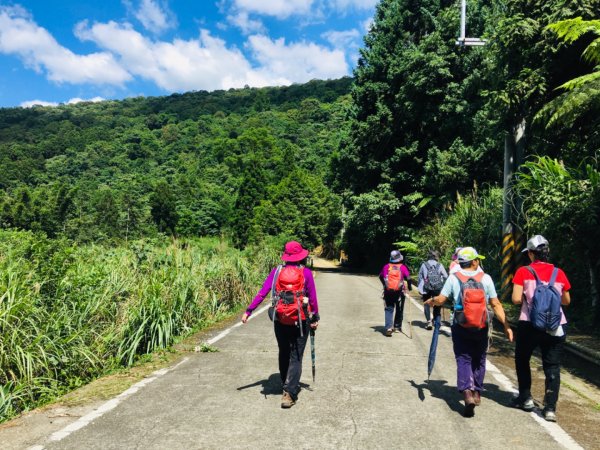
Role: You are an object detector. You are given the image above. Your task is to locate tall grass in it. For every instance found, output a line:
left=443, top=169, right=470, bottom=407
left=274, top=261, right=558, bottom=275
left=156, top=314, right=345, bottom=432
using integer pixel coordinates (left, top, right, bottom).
left=0, top=231, right=274, bottom=422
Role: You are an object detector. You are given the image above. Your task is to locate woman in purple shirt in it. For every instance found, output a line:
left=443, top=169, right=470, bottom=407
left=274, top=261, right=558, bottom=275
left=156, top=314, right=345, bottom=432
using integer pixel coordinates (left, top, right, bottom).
left=241, top=241, right=319, bottom=408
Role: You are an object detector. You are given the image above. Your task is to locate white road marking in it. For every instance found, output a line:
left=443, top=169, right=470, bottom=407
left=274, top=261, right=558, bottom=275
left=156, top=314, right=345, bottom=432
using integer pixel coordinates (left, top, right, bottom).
left=406, top=292, right=583, bottom=450
left=36, top=306, right=270, bottom=448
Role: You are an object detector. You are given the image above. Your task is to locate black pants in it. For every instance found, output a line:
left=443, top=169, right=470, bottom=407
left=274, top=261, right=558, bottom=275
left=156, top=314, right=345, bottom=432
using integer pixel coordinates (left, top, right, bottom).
left=383, top=290, right=405, bottom=329
left=274, top=321, right=309, bottom=400
left=515, top=321, right=566, bottom=411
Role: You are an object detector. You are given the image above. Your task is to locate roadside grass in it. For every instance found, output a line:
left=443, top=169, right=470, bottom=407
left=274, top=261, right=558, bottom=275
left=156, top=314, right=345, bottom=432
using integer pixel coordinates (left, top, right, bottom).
left=0, top=231, right=277, bottom=423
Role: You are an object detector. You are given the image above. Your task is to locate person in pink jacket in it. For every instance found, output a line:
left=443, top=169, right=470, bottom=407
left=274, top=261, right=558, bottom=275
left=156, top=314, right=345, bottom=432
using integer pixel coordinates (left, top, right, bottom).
left=242, top=241, right=319, bottom=409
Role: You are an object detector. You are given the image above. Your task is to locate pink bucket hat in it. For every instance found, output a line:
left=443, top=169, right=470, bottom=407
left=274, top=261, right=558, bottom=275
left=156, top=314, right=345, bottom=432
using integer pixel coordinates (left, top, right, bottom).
left=281, top=241, right=309, bottom=262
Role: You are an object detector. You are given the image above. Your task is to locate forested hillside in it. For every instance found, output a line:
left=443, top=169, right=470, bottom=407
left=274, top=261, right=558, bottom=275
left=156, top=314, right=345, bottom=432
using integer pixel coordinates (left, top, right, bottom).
left=0, top=78, right=351, bottom=247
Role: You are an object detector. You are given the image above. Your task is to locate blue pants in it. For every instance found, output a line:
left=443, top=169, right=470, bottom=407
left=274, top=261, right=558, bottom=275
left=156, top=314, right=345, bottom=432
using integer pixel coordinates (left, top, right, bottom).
left=451, top=324, right=488, bottom=392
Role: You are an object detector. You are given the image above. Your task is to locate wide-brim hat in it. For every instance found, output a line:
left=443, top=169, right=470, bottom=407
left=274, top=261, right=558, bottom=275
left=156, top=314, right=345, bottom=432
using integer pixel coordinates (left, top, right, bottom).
left=281, top=241, right=309, bottom=262
left=390, top=250, right=403, bottom=263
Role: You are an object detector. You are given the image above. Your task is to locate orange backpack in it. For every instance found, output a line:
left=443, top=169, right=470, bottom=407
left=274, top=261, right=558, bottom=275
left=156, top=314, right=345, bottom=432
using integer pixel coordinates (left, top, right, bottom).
left=385, top=264, right=404, bottom=291
left=455, top=272, right=488, bottom=329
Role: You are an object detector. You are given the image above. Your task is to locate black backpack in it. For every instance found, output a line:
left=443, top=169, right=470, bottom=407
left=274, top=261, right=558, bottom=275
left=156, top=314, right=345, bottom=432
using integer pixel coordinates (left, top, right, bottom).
left=424, top=262, right=445, bottom=292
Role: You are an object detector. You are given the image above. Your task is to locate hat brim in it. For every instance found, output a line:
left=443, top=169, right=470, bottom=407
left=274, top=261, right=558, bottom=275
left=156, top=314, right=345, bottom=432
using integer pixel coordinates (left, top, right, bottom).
left=281, top=249, right=309, bottom=262
left=390, top=258, right=402, bottom=263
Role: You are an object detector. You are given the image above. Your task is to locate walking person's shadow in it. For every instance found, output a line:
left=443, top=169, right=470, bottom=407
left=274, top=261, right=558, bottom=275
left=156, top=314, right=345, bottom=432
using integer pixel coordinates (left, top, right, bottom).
left=408, top=379, right=516, bottom=417
left=237, top=373, right=311, bottom=398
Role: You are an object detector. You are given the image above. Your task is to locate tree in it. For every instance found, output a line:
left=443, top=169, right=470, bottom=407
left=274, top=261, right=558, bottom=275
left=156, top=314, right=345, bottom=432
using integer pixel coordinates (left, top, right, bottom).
left=150, top=181, right=178, bottom=235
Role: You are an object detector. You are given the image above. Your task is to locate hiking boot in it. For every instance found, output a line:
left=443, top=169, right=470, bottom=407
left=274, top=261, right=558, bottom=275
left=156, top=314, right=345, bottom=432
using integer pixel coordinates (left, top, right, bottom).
left=426, top=321, right=433, bottom=330
left=510, top=395, right=534, bottom=411
left=473, top=390, right=481, bottom=406
left=543, top=409, right=557, bottom=422
left=463, top=390, right=476, bottom=417
left=385, top=329, right=393, bottom=336
left=281, top=391, right=295, bottom=409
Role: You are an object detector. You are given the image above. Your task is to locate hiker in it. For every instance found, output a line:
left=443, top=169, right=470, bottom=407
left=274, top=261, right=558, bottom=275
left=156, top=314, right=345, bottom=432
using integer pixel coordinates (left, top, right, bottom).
left=417, top=250, right=448, bottom=329
left=425, top=247, right=513, bottom=417
left=241, top=241, right=320, bottom=409
left=449, top=247, right=462, bottom=274
left=379, top=250, right=412, bottom=336
left=510, top=235, right=571, bottom=422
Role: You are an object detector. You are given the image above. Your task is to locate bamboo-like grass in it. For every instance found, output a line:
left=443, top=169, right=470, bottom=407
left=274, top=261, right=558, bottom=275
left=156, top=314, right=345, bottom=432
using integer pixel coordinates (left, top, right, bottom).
left=0, top=231, right=277, bottom=422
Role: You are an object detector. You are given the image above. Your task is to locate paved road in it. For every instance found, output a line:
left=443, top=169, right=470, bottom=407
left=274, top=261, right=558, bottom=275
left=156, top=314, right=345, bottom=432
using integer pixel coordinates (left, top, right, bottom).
left=39, top=267, right=582, bottom=449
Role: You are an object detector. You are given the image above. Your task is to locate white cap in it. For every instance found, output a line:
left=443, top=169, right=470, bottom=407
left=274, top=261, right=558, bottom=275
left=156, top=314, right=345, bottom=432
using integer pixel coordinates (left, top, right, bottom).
left=522, top=235, right=549, bottom=253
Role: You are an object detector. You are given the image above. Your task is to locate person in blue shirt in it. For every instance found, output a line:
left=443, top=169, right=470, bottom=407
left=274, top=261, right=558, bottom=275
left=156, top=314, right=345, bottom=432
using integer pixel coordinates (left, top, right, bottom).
left=425, top=247, right=513, bottom=417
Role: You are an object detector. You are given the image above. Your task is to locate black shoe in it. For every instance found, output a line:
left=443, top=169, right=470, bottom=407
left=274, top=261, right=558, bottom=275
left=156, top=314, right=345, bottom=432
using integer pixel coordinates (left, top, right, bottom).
left=510, top=395, right=534, bottom=411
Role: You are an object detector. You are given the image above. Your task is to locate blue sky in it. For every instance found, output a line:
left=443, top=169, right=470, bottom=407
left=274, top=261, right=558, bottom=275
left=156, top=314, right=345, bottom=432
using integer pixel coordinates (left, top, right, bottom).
left=0, top=0, right=377, bottom=108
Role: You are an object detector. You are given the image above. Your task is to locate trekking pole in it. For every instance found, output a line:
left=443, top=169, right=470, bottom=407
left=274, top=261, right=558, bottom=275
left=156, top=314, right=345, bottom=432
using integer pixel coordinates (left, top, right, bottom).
left=407, top=292, right=413, bottom=339
left=310, top=328, right=316, bottom=383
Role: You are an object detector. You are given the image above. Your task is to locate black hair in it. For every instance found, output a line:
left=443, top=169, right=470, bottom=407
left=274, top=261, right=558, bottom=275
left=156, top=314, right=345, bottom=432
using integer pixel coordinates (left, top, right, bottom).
left=531, top=246, right=550, bottom=262
left=428, top=250, right=440, bottom=261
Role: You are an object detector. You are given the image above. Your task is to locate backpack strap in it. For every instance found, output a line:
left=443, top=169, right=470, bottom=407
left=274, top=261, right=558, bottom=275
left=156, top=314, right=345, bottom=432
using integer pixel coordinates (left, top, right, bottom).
left=525, top=266, right=541, bottom=286
left=270, top=265, right=283, bottom=305
left=549, top=267, right=559, bottom=287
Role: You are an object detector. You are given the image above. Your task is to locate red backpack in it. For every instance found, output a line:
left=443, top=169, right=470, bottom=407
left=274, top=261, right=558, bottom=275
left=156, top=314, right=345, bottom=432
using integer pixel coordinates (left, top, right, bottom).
left=273, top=265, right=307, bottom=326
left=385, top=264, right=404, bottom=291
left=455, top=272, right=488, bottom=329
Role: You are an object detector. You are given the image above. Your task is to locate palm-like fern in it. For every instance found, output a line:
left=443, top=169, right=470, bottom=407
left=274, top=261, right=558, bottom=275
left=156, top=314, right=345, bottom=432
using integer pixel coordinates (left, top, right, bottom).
left=536, top=18, right=600, bottom=128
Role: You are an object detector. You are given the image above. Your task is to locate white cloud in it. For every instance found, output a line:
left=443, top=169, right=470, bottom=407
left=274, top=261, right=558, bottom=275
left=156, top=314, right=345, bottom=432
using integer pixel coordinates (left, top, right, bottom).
left=20, top=99, right=58, bottom=108
left=232, top=0, right=314, bottom=19
left=20, top=96, right=105, bottom=108
left=76, top=19, right=348, bottom=91
left=227, top=11, right=265, bottom=34
left=67, top=96, right=105, bottom=104
left=0, top=7, right=131, bottom=86
left=248, top=35, right=349, bottom=83
left=126, top=0, right=177, bottom=34
left=321, top=29, right=360, bottom=49
left=362, top=17, right=373, bottom=33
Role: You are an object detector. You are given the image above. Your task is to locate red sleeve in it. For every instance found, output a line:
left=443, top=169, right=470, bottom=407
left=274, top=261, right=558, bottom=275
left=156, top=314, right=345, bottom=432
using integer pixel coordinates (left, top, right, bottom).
left=557, top=269, right=571, bottom=291
left=512, top=266, right=531, bottom=286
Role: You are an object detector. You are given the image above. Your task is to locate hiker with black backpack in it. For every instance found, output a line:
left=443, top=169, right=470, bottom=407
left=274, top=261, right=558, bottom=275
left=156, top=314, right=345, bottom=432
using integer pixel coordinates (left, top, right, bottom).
left=379, top=250, right=412, bottom=336
left=417, top=250, right=448, bottom=330
left=425, top=247, right=513, bottom=417
left=510, top=235, right=571, bottom=422
left=241, top=241, right=319, bottom=409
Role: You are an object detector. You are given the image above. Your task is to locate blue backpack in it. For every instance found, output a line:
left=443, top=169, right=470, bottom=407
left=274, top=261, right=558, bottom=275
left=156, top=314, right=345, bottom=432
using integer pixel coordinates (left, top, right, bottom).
left=527, top=266, right=561, bottom=332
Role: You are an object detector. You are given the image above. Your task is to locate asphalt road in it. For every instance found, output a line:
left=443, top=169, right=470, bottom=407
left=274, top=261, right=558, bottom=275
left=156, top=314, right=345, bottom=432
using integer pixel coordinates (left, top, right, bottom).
left=32, top=266, right=584, bottom=449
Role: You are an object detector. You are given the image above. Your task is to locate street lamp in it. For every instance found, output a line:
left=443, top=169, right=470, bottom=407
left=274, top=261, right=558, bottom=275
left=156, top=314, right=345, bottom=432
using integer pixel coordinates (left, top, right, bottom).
left=455, top=0, right=486, bottom=47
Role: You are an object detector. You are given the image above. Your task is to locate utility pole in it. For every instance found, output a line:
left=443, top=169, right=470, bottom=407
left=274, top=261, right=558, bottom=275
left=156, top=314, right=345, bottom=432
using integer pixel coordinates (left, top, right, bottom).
left=500, top=120, right=525, bottom=301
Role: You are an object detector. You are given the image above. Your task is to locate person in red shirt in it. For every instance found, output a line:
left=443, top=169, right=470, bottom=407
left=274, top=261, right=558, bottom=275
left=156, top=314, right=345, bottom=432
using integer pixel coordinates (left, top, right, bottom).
left=511, top=235, right=571, bottom=422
